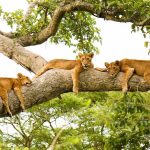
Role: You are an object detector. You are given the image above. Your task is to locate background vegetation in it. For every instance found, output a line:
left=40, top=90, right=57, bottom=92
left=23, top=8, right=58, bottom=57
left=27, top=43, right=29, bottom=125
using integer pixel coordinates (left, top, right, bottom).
left=0, top=92, right=149, bottom=149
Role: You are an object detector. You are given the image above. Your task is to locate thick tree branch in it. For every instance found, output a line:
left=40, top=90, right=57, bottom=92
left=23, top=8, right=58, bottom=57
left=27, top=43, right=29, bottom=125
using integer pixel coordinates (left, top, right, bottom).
left=0, top=34, right=47, bottom=73
left=0, top=30, right=15, bottom=38
left=0, top=69, right=149, bottom=118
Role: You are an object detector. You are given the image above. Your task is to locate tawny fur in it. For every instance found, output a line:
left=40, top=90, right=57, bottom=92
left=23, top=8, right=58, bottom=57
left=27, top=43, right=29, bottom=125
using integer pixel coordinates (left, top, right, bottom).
left=105, top=59, right=150, bottom=93
left=33, top=53, right=94, bottom=93
left=0, top=73, right=32, bottom=116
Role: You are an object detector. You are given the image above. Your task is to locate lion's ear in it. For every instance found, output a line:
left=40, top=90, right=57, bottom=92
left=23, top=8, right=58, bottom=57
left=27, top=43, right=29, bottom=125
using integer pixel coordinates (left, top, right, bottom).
left=115, top=60, right=119, bottom=65
left=78, top=53, right=83, bottom=58
left=88, top=52, right=94, bottom=58
left=105, top=62, right=109, bottom=68
left=17, top=73, right=23, bottom=78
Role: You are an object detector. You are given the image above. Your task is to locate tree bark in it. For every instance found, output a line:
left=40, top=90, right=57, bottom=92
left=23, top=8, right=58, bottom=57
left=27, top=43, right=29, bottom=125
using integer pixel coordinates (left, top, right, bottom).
left=0, top=34, right=47, bottom=73
left=0, top=69, right=149, bottom=118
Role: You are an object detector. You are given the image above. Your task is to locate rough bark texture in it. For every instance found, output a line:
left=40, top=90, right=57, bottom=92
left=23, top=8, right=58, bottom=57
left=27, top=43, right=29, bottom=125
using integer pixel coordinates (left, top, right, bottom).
left=0, top=69, right=149, bottom=118
left=0, top=34, right=47, bottom=73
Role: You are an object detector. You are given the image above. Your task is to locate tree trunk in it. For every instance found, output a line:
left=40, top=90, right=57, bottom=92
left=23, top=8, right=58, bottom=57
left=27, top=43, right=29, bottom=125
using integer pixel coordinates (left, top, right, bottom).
left=0, top=69, right=149, bottom=118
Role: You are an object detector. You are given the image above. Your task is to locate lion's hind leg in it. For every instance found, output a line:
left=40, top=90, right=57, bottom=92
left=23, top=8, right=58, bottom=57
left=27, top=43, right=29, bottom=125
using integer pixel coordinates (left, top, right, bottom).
left=122, top=67, right=134, bottom=93
left=143, top=72, right=150, bottom=84
left=33, top=63, right=52, bottom=80
left=14, top=87, right=25, bottom=111
left=0, top=88, right=12, bottom=117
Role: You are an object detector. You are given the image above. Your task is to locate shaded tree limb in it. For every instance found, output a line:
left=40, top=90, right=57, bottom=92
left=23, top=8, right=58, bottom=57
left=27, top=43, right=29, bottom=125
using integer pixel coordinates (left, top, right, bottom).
left=0, top=34, right=47, bottom=73
left=0, top=30, right=15, bottom=38
left=0, top=69, right=149, bottom=118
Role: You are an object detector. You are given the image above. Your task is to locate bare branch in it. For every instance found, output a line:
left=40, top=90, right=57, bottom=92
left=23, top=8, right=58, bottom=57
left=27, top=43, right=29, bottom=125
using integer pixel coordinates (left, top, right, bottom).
left=5, top=117, right=25, bottom=138
left=135, top=18, right=150, bottom=26
left=23, top=0, right=43, bottom=21
left=3, top=133, right=24, bottom=144
left=0, top=34, right=47, bottom=73
left=47, top=127, right=64, bottom=150
left=15, top=115, right=28, bottom=138
left=0, top=30, right=15, bottom=38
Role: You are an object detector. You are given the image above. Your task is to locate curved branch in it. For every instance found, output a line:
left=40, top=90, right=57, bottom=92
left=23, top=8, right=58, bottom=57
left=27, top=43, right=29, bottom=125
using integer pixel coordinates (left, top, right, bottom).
left=16, top=1, right=95, bottom=46
left=1, top=1, right=149, bottom=46
left=15, top=1, right=150, bottom=46
left=0, top=69, right=149, bottom=118
left=0, top=30, right=15, bottom=38
left=0, top=34, right=47, bottom=73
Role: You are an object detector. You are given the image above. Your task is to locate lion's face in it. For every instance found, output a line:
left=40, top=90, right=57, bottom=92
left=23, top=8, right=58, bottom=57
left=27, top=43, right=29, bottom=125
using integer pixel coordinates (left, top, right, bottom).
left=17, top=73, right=32, bottom=85
left=78, top=53, right=94, bottom=69
left=105, top=61, right=120, bottom=77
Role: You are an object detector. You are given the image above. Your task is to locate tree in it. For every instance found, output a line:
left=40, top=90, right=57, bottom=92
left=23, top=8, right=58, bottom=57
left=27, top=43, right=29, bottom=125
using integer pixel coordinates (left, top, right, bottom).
left=0, top=92, right=149, bottom=149
left=0, top=0, right=150, bottom=116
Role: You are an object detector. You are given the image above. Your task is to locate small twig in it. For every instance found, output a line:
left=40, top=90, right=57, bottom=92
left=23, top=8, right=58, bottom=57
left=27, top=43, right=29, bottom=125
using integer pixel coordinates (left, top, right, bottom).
left=23, top=0, right=41, bottom=21
left=47, top=127, right=65, bottom=150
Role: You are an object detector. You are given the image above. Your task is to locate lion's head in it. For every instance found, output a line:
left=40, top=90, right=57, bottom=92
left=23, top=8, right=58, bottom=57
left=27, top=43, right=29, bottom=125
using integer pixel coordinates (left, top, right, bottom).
left=78, top=53, right=94, bottom=69
left=17, top=73, right=32, bottom=85
left=105, top=60, right=120, bottom=77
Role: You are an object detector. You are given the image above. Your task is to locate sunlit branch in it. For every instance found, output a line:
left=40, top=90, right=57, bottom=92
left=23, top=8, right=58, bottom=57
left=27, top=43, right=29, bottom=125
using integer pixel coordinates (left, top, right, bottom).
left=47, top=127, right=64, bottom=150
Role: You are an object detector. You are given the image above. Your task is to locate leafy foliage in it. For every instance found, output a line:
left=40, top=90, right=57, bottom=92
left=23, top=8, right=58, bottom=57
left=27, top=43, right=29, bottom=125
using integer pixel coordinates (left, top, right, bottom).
left=50, top=12, right=101, bottom=53
left=0, top=92, right=149, bottom=149
left=0, top=0, right=101, bottom=53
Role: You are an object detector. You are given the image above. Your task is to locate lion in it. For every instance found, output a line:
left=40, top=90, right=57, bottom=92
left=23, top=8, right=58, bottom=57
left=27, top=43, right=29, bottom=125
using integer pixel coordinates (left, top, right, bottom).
left=105, top=59, right=150, bottom=93
left=33, top=53, right=94, bottom=93
left=0, top=73, right=32, bottom=116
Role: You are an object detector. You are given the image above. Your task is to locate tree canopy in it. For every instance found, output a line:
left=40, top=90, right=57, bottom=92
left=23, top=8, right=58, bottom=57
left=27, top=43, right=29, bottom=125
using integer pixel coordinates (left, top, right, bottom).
left=0, top=92, right=150, bottom=149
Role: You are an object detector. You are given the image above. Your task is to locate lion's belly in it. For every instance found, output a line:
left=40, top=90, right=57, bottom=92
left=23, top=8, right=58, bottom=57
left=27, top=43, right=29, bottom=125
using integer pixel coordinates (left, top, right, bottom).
left=51, top=60, right=76, bottom=70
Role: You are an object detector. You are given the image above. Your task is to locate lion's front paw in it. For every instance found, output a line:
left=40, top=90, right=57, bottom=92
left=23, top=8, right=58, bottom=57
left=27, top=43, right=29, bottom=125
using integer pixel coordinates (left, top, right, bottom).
left=32, top=76, right=37, bottom=81
left=122, top=87, right=128, bottom=94
left=20, top=105, right=26, bottom=112
left=7, top=111, right=12, bottom=117
left=140, top=80, right=147, bottom=85
left=73, top=87, right=79, bottom=94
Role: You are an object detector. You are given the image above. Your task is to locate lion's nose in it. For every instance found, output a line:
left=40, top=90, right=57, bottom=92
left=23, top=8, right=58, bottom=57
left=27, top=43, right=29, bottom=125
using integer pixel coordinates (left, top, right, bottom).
left=84, top=64, right=88, bottom=67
